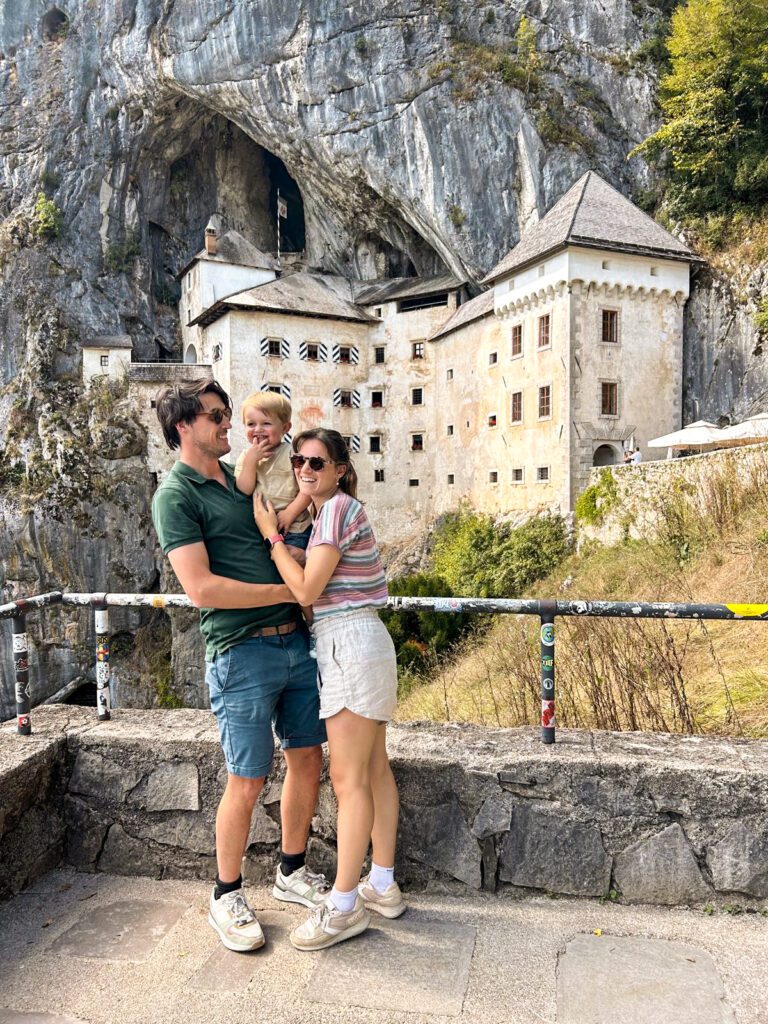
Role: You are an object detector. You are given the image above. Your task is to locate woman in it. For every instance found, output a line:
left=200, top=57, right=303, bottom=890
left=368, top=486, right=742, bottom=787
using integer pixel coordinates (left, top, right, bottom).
left=253, top=428, right=404, bottom=951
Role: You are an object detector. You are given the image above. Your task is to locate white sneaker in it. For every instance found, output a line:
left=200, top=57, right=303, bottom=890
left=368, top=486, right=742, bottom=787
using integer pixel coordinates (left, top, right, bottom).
left=358, top=875, right=407, bottom=919
left=290, top=895, right=370, bottom=951
left=273, top=864, right=331, bottom=909
left=208, top=887, right=265, bottom=952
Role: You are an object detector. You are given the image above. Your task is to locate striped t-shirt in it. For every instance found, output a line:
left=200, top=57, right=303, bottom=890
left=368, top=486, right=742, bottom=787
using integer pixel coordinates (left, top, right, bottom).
left=307, top=492, right=388, bottom=619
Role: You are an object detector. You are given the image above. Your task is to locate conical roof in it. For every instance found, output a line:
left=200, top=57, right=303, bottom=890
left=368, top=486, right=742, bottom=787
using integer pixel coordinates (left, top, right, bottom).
left=483, top=171, right=694, bottom=283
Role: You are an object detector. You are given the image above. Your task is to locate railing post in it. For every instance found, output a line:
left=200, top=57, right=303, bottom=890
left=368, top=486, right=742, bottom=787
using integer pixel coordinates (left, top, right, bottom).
left=94, top=598, right=111, bottom=721
left=540, top=600, right=556, bottom=744
left=12, top=605, right=31, bottom=735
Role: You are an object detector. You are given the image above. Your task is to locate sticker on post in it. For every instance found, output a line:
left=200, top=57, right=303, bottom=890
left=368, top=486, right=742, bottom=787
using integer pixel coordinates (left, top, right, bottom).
left=12, top=633, right=27, bottom=652
left=96, top=661, right=110, bottom=683
left=540, top=623, right=555, bottom=647
left=95, top=610, right=109, bottom=632
left=434, top=598, right=463, bottom=613
left=541, top=700, right=555, bottom=728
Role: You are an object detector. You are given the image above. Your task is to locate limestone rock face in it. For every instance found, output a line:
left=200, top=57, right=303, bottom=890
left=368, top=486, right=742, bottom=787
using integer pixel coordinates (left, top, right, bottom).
left=0, top=0, right=762, bottom=705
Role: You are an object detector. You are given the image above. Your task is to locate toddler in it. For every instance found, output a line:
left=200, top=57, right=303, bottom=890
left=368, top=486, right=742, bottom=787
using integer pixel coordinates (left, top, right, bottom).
left=234, top=392, right=316, bottom=653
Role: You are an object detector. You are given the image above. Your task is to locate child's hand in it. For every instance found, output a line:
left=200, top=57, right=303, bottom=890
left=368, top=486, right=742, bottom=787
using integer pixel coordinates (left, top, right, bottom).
left=242, top=438, right=272, bottom=466
left=253, top=494, right=279, bottom=538
left=276, top=509, right=294, bottom=534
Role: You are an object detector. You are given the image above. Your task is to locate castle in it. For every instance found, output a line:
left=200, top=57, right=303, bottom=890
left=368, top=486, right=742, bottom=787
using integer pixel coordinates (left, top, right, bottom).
left=86, top=172, right=695, bottom=545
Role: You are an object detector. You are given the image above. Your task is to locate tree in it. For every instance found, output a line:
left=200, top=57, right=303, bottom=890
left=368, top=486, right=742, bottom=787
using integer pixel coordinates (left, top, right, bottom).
left=632, top=0, right=768, bottom=216
left=515, top=16, right=542, bottom=96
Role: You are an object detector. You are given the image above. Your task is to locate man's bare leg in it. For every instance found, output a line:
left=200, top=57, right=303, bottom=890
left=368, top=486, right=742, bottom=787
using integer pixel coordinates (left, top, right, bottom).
left=280, top=745, right=323, bottom=854
left=216, top=774, right=264, bottom=881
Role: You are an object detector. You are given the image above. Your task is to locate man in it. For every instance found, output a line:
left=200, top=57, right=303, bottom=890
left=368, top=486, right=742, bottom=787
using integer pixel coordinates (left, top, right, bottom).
left=631, top=446, right=643, bottom=464
left=151, top=377, right=328, bottom=952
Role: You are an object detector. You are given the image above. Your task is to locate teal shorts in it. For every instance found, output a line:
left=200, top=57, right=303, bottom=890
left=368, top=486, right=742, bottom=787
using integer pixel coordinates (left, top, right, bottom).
left=205, top=630, right=326, bottom=778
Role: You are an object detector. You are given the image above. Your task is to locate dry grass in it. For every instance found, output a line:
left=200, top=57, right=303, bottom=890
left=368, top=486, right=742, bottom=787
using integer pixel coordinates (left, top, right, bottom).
left=397, top=457, right=768, bottom=737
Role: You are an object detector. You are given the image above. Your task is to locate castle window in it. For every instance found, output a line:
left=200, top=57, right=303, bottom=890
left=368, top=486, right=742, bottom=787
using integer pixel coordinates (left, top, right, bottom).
left=489, top=471, right=498, bottom=483
left=306, top=344, right=319, bottom=361
left=650, top=266, right=659, bottom=277
left=538, top=385, right=551, bottom=419
left=489, top=351, right=498, bottom=365
left=411, top=433, right=424, bottom=451
left=100, top=354, right=109, bottom=368
left=487, top=413, right=497, bottom=428
left=371, top=390, right=383, bottom=408
left=412, top=341, right=425, bottom=359
left=511, top=323, right=523, bottom=357
left=266, top=384, right=283, bottom=395
left=399, top=293, right=448, bottom=313
left=375, top=307, right=382, bottom=318
left=512, top=467, right=524, bottom=483
left=602, top=259, right=611, bottom=270
left=511, top=392, right=522, bottom=423
left=409, top=479, right=419, bottom=487
left=446, top=368, right=454, bottom=381
left=536, top=466, right=550, bottom=483
left=339, top=390, right=353, bottom=407
left=601, top=309, right=618, bottom=344
left=447, top=474, right=455, bottom=485
left=411, top=387, right=423, bottom=406
left=601, top=381, right=619, bottom=417
left=447, top=424, right=454, bottom=436
left=374, top=346, right=385, bottom=364
left=374, top=469, right=385, bottom=482
left=268, top=338, right=282, bottom=357
left=369, top=435, right=382, bottom=453
left=538, top=315, right=551, bottom=349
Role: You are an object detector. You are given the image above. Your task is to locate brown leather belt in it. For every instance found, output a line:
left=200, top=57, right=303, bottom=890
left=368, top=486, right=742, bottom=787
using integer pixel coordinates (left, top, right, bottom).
left=250, top=621, right=297, bottom=638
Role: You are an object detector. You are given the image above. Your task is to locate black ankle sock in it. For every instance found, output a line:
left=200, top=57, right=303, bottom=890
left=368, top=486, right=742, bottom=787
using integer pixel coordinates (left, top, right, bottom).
left=280, top=850, right=306, bottom=876
left=214, top=874, right=242, bottom=900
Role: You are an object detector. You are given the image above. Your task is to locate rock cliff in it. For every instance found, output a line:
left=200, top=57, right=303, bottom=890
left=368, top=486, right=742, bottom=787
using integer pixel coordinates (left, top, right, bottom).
left=0, top=0, right=765, bottom=711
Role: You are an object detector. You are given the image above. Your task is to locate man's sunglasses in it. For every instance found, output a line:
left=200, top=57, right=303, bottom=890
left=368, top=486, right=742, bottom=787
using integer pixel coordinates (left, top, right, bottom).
left=194, top=407, right=232, bottom=425
left=290, top=454, right=334, bottom=471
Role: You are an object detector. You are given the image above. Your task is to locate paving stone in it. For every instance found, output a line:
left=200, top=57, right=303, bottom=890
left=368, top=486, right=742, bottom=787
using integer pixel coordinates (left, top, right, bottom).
left=0, top=1015, right=84, bottom=1024
left=614, top=823, right=711, bottom=905
left=46, top=898, right=187, bottom=961
left=188, top=911, right=292, bottom=990
left=304, top=916, right=476, bottom=1016
left=557, top=933, right=737, bottom=1024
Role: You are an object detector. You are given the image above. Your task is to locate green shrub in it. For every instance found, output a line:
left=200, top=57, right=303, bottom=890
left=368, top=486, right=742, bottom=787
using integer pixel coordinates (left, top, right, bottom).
left=105, top=232, right=140, bottom=273
left=754, top=297, right=768, bottom=337
left=575, top=469, right=619, bottom=525
left=32, top=192, right=62, bottom=238
left=448, top=204, right=466, bottom=228
left=381, top=571, right=474, bottom=665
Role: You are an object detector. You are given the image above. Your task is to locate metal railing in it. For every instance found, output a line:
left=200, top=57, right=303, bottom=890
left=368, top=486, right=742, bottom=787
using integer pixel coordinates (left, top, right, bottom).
left=3, top=591, right=768, bottom=743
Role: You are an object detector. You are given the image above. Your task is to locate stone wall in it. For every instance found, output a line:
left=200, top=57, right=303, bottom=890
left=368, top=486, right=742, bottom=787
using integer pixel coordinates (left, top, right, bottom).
left=580, top=442, right=768, bottom=546
left=1, top=706, right=767, bottom=908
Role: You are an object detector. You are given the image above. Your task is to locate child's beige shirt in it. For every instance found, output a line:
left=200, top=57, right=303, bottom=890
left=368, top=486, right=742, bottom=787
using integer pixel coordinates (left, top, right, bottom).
left=234, top=442, right=312, bottom=532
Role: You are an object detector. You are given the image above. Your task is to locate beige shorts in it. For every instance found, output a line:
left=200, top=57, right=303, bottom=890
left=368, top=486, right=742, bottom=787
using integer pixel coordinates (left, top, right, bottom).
left=314, top=607, right=398, bottom=722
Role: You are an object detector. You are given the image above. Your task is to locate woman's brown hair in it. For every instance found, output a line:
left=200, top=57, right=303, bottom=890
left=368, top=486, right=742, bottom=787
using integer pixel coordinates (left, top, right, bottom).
left=293, top=428, right=358, bottom=499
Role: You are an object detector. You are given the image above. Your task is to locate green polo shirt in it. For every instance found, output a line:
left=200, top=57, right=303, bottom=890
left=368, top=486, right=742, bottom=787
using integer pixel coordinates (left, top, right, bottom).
left=151, top=460, right=295, bottom=659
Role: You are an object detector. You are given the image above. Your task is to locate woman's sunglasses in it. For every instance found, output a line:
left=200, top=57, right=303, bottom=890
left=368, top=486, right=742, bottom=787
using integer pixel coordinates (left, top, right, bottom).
left=194, top=407, right=233, bottom=425
left=290, top=454, right=334, bottom=471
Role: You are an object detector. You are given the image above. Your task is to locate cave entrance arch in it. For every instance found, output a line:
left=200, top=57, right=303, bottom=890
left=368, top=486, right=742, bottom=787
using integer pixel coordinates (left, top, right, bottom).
left=593, top=443, right=620, bottom=466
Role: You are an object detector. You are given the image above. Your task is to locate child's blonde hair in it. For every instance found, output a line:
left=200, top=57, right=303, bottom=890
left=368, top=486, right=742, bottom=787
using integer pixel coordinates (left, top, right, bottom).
left=240, top=390, right=292, bottom=425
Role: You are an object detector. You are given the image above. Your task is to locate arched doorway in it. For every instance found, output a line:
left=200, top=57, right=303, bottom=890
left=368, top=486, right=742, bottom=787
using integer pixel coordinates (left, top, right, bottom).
left=184, top=344, right=198, bottom=364
left=593, top=444, right=619, bottom=467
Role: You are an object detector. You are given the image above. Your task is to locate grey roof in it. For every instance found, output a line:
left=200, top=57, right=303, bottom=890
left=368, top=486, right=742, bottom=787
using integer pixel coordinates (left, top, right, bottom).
left=86, top=334, right=133, bottom=350
left=428, top=290, right=495, bottom=341
left=355, top=274, right=462, bottom=306
left=483, top=171, right=695, bottom=283
left=177, top=230, right=278, bottom=280
left=192, top=273, right=375, bottom=327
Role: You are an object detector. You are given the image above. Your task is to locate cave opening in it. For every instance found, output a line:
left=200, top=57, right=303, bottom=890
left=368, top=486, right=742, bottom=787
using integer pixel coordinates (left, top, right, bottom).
left=41, top=8, right=68, bottom=41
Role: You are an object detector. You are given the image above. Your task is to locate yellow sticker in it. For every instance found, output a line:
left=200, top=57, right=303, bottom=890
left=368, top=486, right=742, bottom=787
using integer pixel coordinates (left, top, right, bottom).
left=725, top=604, right=768, bottom=618
left=151, top=596, right=166, bottom=608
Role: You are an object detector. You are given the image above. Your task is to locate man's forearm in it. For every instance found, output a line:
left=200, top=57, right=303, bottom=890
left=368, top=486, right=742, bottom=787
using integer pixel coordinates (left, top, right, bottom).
left=192, top=574, right=296, bottom=609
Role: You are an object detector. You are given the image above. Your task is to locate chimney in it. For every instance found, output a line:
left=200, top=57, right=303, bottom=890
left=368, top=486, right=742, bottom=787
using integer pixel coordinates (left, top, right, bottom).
left=204, top=223, right=218, bottom=256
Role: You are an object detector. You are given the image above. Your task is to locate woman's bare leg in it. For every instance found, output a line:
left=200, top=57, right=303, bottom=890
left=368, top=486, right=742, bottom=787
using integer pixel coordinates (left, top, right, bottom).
left=325, top=709, right=380, bottom=892
left=369, top=725, right=399, bottom=869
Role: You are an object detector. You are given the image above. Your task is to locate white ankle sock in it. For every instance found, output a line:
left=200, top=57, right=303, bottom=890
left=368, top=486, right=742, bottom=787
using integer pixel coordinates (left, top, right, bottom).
left=369, top=863, right=395, bottom=893
left=330, top=885, right=357, bottom=913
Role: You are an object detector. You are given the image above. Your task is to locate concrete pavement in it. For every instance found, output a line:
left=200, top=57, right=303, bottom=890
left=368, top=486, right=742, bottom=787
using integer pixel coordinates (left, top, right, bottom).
left=0, top=869, right=765, bottom=1024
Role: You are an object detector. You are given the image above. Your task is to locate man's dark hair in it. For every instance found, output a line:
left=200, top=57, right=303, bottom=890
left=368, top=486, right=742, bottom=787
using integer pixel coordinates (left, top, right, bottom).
left=155, top=377, right=231, bottom=450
